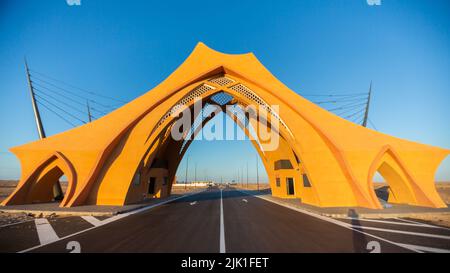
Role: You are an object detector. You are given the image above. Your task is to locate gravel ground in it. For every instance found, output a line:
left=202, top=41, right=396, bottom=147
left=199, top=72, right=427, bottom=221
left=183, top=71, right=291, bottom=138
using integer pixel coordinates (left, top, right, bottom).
left=0, top=211, right=35, bottom=226
left=403, top=214, right=450, bottom=228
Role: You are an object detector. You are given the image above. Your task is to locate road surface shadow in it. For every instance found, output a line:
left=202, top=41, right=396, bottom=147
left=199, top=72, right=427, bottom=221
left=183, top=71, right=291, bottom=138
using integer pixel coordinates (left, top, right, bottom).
left=348, top=209, right=368, bottom=253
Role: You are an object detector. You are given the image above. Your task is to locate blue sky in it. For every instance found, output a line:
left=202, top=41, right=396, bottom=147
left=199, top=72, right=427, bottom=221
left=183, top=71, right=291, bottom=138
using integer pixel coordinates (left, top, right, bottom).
left=0, top=0, right=449, bottom=182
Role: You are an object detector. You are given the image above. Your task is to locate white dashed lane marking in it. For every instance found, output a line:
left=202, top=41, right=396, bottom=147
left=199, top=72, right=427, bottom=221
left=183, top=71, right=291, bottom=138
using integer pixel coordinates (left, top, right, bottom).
left=20, top=191, right=204, bottom=253
left=81, top=216, right=103, bottom=227
left=35, top=218, right=59, bottom=245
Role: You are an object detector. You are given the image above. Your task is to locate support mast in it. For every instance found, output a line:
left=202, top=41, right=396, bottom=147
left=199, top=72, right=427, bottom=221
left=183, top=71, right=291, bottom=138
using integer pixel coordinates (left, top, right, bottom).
left=25, top=59, right=63, bottom=200
left=25, top=59, right=46, bottom=139
left=362, top=81, right=372, bottom=127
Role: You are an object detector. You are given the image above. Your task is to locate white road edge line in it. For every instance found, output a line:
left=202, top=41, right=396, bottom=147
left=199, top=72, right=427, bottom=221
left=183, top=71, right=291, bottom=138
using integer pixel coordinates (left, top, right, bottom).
left=0, top=219, right=35, bottom=229
left=337, top=217, right=441, bottom=228
left=34, top=218, right=59, bottom=245
left=81, top=216, right=103, bottom=227
left=349, top=225, right=450, bottom=240
left=235, top=189, right=421, bottom=253
left=395, top=218, right=450, bottom=230
left=19, top=190, right=205, bottom=253
left=220, top=189, right=226, bottom=254
left=396, top=243, right=450, bottom=253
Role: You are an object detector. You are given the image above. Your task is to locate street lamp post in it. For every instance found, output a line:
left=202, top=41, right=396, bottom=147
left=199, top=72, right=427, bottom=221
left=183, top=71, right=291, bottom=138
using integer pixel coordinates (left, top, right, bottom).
left=194, top=162, right=197, bottom=188
left=256, top=154, right=259, bottom=191
left=184, top=155, right=189, bottom=191
left=246, top=162, right=249, bottom=189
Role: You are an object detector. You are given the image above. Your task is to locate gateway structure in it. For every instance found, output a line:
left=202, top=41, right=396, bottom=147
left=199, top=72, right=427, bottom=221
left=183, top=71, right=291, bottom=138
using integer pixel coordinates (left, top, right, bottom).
left=2, top=43, right=449, bottom=209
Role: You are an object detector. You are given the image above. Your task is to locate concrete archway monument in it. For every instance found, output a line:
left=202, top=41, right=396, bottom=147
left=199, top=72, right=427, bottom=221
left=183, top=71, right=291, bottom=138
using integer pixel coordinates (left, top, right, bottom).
left=2, top=43, right=448, bottom=209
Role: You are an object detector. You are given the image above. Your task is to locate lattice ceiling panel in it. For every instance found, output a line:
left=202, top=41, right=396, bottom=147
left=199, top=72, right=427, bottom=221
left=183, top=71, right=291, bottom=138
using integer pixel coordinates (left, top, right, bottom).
left=211, top=92, right=234, bottom=106
left=156, top=84, right=215, bottom=130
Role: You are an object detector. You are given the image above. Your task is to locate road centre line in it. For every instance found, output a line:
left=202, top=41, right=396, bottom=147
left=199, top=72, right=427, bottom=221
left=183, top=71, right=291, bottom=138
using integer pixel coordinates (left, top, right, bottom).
left=220, top=189, right=226, bottom=253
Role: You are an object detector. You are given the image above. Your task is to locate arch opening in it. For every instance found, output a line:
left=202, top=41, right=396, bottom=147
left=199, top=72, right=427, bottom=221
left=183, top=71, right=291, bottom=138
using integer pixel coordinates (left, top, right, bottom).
left=433, top=156, right=450, bottom=205
left=174, top=111, right=270, bottom=190
left=120, top=77, right=317, bottom=205
left=370, top=158, right=417, bottom=207
left=27, top=164, right=67, bottom=204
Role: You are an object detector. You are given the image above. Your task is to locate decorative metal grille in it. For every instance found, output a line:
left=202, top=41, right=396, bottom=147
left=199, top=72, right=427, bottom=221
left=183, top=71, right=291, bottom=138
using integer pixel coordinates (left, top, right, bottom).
left=229, top=83, right=293, bottom=137
left=155, top=84, right=215, bottom=130
left=208, top=76, right=235, bottom=86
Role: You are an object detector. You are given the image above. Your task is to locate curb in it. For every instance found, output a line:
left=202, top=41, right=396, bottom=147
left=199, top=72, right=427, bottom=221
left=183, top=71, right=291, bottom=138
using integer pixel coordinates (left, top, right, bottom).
left=237, top=190, right=450, bottom=220
left=0, top=209, right=116, bottom=217
left=0, top=191, right=201, bottom=217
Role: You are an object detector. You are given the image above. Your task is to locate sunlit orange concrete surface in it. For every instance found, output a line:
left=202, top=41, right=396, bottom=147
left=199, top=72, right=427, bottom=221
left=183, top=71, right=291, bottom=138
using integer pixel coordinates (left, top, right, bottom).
left=2, top=43, right=449, bottom=209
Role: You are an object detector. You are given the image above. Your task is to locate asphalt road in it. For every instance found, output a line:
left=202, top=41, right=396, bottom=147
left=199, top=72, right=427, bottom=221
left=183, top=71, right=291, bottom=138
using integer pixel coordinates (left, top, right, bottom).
left=1, top=187, right=449, bottom=253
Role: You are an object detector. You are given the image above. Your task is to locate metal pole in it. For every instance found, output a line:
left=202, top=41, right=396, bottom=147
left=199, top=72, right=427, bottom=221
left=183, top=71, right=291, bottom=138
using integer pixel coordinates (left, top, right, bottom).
left=25, top=59, right=63, bottom=200
left=362, top=81, right=372, bottom=127
left=238, top=168, right=240, bottom=187
left=240, top=168, right=242, bottom=187
left=256, top=154, right=259, bottom=191
left=25, top=58, right=46, bottom=139
left=246, top=162, right=249, bottom=189
left=194, top=162, right=197, bottom=188
left=184, top=155, right=189, bottom=190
